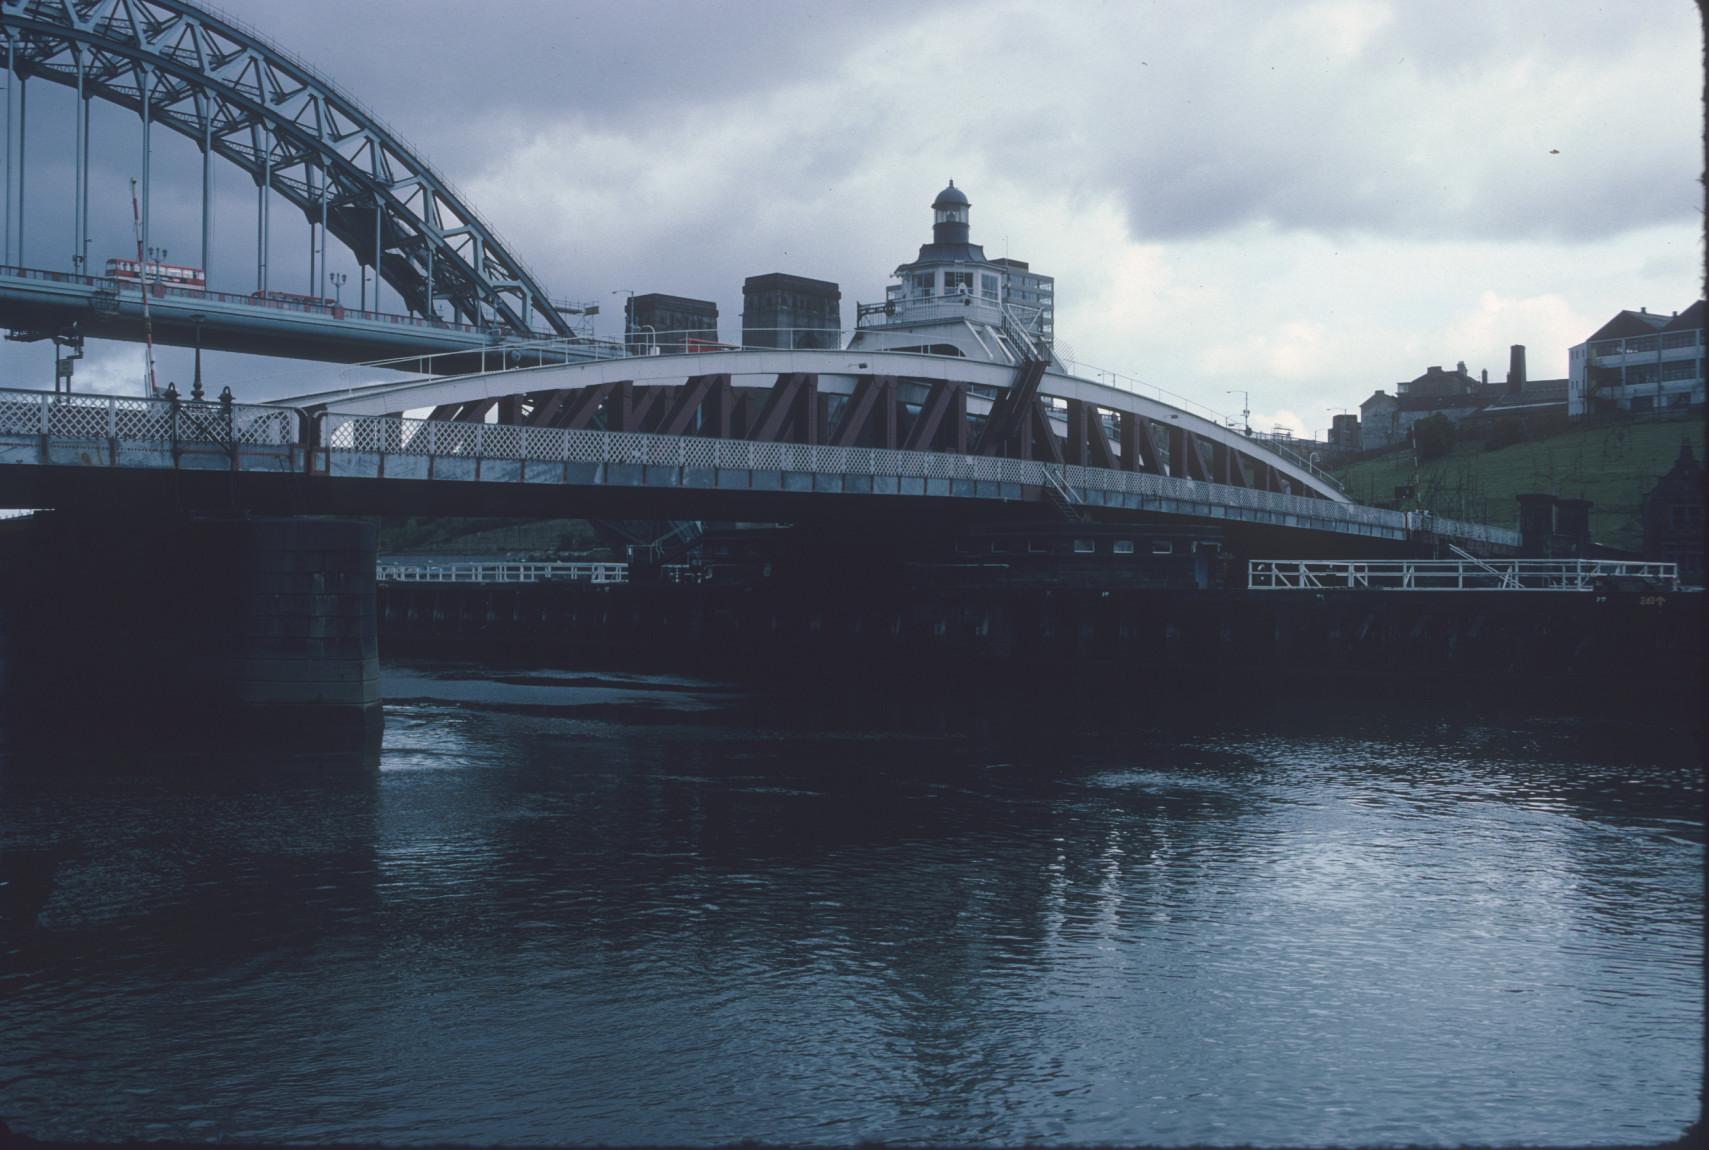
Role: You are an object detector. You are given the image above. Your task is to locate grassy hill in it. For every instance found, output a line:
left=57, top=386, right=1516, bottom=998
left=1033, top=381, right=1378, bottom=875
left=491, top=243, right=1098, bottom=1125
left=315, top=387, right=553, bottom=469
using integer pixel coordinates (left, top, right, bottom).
left=1334, top=410, right=1704, bottom=552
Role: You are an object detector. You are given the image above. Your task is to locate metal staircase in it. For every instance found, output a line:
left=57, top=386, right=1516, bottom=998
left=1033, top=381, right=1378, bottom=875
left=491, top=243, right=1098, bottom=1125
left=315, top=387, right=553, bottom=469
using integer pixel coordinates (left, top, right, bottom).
left=1041, top=464, right=1086, bottom=522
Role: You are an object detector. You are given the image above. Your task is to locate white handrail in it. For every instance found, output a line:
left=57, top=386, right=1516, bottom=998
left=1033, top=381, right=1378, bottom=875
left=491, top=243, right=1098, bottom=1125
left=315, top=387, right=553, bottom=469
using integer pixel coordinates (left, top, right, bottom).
left=376, top=561, right=628, bottom=585
left=1248, top=558, right=1679, bottom=592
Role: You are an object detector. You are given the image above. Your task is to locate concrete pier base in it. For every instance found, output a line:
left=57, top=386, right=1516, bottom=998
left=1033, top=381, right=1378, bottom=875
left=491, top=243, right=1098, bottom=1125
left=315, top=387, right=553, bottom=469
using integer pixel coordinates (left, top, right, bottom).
left=0, top=513, right=380, bottom=748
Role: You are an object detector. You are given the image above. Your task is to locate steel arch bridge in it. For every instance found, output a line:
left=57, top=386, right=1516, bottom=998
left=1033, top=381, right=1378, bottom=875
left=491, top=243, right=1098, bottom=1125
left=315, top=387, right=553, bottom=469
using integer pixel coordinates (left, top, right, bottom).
left=0, top=0, right=567, bottom=338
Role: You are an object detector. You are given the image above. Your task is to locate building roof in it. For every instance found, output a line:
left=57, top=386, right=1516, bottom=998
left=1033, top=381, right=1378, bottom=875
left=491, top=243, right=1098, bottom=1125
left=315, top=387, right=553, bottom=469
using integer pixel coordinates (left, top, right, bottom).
left=743, top=272, right=841, bottom=297
left=1662, top=300, right=1706, bottom=332
left=933, top=181, right=970, bottom=208
left=1480, top=378, right=1569, bottom=413
left=630, top=293, right=718, bottom=314
left=1397, top=392, right=1485, bottom=413
left=897, top=244, right=989, bottom=270
left=1400, top=365, right=1480, bottom=396
left=1586, top=309, right=1670, bottom=342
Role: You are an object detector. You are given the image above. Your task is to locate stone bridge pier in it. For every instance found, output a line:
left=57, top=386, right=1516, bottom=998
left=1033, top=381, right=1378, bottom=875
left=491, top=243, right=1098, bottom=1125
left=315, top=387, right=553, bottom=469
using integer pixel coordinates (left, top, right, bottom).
left=0, top=513, right=379, bottom=748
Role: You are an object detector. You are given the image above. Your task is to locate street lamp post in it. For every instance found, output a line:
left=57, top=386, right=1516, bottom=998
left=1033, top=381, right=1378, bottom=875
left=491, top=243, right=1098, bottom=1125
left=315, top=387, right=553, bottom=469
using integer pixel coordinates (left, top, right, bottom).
left=1226, top=390, right=1250, bottom=435
left=330, top=271, right=347, bottom=308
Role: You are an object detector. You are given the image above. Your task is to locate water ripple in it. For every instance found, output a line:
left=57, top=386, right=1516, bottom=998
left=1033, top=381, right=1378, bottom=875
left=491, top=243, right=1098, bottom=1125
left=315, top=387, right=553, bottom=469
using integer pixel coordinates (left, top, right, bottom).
left=0, top=664, right=1698, bottom=1146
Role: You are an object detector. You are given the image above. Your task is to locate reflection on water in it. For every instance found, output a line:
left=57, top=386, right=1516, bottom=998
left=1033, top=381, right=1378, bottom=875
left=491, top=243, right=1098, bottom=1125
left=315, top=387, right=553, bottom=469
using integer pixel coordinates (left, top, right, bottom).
left=1, top=659, right=1700, bottom=1146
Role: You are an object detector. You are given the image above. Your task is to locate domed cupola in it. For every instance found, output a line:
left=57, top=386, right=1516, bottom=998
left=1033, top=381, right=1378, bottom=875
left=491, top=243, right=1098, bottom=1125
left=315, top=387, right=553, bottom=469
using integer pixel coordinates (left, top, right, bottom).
left=932, top=180, right=971, bottom=246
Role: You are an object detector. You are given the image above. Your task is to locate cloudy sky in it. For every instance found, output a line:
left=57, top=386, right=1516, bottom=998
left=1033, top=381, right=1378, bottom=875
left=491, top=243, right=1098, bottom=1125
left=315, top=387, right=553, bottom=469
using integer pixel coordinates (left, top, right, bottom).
left=3, top=0, right=1702, bottom=438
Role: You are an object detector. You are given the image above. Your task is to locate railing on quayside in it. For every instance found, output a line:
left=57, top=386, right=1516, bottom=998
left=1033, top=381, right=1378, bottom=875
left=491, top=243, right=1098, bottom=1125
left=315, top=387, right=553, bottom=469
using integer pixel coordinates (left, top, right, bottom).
left=376, top=562, right=629, bottom=585
left=1247, top=558, right=1680, bottom=592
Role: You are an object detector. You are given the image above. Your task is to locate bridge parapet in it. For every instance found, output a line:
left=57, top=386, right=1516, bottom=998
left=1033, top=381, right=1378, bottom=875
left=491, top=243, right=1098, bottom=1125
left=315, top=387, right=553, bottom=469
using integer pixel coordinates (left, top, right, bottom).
left=0, top=387, right=1521, bottom=550
left=319, top=411, right=1487, bottom=544
left=0, top=386, right=298, bottom=448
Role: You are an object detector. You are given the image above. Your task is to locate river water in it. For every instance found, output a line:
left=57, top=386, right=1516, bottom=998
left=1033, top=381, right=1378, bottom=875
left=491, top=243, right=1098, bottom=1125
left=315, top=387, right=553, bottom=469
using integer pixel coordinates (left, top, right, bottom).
left=1, top=659, right=1700, bottom=1146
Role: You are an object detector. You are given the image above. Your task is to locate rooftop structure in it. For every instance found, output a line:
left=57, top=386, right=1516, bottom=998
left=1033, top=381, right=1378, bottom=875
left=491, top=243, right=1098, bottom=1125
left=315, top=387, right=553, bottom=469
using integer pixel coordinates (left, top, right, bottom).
left=742, top=273, right=842, bottom=350
left=625, top=293, right=719, bottom=355
left=849, top=181, right=1055, bottom=367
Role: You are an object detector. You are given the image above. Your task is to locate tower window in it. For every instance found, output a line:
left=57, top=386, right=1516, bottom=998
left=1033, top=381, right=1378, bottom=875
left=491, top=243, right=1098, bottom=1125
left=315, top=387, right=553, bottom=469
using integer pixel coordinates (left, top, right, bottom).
left=945, top=272, right=972, bottom=295
left=981, top=274, right=999, bottom=300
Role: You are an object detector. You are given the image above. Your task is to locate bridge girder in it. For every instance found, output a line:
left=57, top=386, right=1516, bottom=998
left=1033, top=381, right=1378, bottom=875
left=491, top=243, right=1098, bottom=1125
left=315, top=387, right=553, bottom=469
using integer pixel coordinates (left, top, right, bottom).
left=277, top=349, right=1347, bottom=502
left=0, top=0, right=568, bottom=337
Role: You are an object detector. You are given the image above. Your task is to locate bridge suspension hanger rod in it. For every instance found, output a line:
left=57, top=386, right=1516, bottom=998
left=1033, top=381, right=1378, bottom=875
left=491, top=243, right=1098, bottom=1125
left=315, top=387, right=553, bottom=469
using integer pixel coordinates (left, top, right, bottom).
left=130, top=177, right=157, bottom=398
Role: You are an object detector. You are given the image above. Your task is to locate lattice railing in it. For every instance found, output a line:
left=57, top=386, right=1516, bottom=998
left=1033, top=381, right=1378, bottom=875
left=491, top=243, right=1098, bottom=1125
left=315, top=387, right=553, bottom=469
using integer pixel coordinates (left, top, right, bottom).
left=0, top=388, right=297, bottom=446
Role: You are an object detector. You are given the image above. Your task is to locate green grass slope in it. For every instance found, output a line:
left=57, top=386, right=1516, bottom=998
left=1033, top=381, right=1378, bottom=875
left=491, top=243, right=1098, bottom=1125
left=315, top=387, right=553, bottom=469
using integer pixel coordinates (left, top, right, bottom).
left=1335, top=411, right=1705, bottom=553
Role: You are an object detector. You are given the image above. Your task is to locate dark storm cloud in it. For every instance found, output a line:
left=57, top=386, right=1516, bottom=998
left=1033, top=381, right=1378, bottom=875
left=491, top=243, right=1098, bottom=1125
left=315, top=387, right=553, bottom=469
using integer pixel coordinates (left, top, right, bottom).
left=1005, top=2, right=1701, bottom=246
left=195, top=0, right=1705, bottom=251
left=214, top=0, right=924, bottom=167
left=2, top=0, right=1700, bottom=406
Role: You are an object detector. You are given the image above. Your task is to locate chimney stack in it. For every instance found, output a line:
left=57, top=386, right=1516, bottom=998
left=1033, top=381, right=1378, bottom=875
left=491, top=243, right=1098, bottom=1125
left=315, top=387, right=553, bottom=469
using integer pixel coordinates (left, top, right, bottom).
left=1507, top=344, right=1526, bottom=395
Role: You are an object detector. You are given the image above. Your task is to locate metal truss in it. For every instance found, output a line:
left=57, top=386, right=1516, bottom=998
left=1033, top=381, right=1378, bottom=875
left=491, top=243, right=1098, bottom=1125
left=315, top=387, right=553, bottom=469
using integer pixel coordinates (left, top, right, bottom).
left=0, top=0, right=568, bottom=336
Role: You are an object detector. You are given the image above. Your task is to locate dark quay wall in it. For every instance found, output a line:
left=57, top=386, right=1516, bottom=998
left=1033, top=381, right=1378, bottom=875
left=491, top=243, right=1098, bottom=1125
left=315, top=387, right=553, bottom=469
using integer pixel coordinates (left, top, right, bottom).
left=378, top=579, right=1700, bottom=712
left=0, top=512, right=380, bottom=746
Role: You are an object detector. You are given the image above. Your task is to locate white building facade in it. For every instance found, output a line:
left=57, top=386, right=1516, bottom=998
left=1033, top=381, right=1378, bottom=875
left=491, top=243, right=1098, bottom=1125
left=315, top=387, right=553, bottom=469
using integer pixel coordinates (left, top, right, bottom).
left=1568, top=302, right=1704, bottom=417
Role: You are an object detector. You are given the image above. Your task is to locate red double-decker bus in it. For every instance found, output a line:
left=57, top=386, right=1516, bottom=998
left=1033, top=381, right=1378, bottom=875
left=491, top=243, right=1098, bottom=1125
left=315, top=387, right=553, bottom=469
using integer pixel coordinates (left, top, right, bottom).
left=106, top=257, right=206, bottom=292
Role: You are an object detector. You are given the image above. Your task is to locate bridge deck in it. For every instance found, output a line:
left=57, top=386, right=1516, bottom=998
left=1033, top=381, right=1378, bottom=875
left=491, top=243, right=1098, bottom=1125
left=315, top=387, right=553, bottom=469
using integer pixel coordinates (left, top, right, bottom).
left=0, top=388, right=1520, bottom=550
left=0, top=265, right=589, bottom=372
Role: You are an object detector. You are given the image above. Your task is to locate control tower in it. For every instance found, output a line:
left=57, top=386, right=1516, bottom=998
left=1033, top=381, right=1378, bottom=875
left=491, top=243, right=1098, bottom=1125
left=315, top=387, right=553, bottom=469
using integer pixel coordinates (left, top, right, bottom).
left=849, top=181, right=1055, bottom=367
